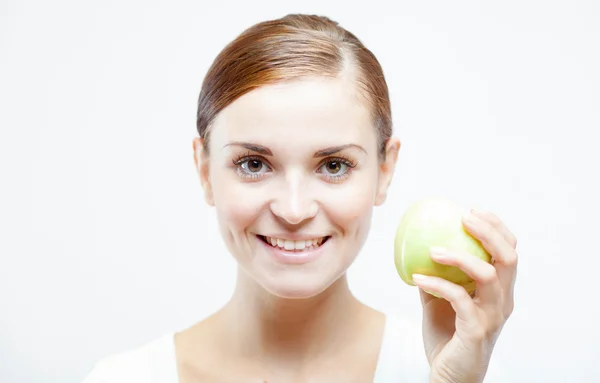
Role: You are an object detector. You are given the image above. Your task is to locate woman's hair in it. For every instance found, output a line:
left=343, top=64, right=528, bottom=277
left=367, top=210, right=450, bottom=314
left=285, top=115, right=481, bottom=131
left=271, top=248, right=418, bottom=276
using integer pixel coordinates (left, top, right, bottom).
left=196, top=14, right=392, bottom=161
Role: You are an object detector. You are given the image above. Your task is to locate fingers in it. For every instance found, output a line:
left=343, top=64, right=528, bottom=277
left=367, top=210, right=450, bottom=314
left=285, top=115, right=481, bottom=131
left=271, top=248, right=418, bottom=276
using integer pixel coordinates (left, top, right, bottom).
left=461, top=211, right=518, bottom=290
left=429, top=247, right=502, bottom=307
left=412, top=274, right=478, bottom=323
left=471, top=209, right=517, bottom=249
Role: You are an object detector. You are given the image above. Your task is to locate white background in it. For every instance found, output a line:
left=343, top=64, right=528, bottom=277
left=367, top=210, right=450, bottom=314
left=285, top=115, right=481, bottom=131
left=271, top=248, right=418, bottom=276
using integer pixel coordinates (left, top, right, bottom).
left=1, top=0, right=598, bottom=382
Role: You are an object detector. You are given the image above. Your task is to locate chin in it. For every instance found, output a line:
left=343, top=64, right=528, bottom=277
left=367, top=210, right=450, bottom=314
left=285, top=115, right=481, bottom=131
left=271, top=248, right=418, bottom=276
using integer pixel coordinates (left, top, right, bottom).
left=234, top=234, right=357, bottom=300
left=258, top=273, right=342, bottom=300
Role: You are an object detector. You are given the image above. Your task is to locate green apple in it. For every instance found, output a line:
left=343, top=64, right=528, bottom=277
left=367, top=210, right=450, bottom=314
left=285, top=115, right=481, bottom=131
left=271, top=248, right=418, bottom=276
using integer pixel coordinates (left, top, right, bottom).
left=394, top=197, right=491, bottom=294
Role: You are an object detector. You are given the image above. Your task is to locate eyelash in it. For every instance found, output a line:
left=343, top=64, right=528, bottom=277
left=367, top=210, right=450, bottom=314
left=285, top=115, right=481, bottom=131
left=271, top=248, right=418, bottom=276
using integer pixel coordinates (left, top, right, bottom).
left=231, top=152, right=357, bottom=183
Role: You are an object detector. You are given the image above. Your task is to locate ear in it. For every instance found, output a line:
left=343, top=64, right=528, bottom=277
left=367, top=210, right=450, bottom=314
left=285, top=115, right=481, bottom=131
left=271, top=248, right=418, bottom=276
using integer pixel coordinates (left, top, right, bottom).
left=374, top=136, right=401, bottom=206
left=193, top=137, right=214, bottom=206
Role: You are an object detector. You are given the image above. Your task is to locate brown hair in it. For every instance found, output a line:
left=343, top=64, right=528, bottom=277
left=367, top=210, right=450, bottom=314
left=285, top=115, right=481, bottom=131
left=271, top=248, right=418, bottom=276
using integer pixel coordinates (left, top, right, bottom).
left=196, top=14, right=392, bottom=160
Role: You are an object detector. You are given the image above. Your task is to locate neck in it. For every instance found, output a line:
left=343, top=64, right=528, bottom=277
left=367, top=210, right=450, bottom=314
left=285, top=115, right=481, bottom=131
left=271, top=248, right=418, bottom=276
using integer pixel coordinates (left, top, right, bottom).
left=222, top=267, right=367, bottom=362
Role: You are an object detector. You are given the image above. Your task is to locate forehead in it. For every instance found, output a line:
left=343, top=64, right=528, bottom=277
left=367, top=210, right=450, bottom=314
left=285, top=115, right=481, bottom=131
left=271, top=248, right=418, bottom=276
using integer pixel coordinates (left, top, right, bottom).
left=210, top=77, right=376, bottom=148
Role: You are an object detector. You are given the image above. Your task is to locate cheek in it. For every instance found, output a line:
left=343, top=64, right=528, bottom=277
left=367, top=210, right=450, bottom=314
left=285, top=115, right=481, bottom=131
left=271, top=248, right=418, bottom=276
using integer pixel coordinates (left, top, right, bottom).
left=212, top=175, right=264, bottom=232
left=322, top=173, right=378, bottom=231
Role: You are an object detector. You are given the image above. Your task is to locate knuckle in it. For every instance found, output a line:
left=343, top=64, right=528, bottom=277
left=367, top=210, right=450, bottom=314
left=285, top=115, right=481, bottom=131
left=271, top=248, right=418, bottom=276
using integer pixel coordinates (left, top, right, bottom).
left=452, top=285, right=469, bottom=301
left=505, top=251, right=519, bottom=267
left=480, top=265, right=497, bottom=283
left=454, top=287, right=473, bottom=305
left=484, top=210, right=501, bottom=225
left=483, top=211, right=507, bottom=232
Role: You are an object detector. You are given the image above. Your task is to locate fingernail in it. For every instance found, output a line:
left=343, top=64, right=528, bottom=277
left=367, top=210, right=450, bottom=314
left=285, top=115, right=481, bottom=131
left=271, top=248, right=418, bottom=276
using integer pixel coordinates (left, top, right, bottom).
left=430, top=246, right=447, bottom=258
left=412, top=274, right=428, bottom=282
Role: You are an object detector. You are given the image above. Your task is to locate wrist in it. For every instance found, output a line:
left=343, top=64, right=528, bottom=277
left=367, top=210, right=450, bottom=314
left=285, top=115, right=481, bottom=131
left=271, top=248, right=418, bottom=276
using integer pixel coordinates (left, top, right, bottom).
left=430, top=364, right=485, bottom=383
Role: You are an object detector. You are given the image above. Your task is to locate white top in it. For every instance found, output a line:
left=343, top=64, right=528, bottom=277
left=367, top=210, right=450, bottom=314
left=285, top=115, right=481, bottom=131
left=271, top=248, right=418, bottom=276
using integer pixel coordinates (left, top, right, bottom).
left=81, top=313, right=505, bottom=382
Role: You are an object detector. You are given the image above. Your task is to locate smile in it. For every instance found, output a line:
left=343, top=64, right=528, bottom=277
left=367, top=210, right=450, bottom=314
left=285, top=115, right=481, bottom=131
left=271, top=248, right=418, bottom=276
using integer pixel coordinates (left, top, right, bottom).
left=257, top=235, right=330, bottom=252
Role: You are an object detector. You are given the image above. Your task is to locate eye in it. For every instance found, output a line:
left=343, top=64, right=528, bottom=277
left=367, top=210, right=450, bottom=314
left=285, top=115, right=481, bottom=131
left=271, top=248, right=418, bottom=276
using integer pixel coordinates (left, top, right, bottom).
left=317, top=157, right=356, bottom=182
left=239, top=158, right=269, bottom=175
left=232, top=155, right=272, bottom=180
left=321, top=159, right=348, bottom=175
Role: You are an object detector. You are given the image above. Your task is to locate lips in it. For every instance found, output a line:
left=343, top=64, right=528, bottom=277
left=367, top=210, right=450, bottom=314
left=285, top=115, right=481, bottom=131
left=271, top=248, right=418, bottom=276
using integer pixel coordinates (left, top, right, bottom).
left=256, top=234, right=330, bottom=265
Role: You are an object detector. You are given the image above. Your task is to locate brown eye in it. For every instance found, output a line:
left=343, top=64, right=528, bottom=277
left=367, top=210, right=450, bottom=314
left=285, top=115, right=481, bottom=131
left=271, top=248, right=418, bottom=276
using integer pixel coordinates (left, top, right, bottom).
left=240, top=158, right=268, bottom=174
left=326, top=161, right=342, bottom=174
left=247, top=159, right=262, bottom=172
left=320, top=159, right=349, bottom=176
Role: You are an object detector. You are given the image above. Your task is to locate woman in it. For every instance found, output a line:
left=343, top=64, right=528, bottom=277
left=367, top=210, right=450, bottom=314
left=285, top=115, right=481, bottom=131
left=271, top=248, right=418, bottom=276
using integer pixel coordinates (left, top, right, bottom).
left=83, top=14, right=517, bottom=382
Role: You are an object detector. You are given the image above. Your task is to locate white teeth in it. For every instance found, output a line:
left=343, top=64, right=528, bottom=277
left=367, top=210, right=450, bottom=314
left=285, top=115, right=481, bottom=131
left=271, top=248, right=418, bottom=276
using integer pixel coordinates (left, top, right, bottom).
left=284, top=240, right=295, bottom=250
left=263, top=236, right=327, bottom=251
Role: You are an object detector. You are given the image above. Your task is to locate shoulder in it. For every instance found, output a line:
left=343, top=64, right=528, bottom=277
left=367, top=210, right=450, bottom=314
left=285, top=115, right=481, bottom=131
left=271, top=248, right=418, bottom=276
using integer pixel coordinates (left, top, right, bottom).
left=81, top=333, right=177, bottom=383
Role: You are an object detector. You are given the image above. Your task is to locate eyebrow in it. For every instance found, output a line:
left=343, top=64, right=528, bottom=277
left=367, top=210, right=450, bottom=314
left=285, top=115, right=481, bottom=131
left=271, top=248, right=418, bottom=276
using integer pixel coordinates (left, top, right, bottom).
left=222, top=142, right=367, bottom=158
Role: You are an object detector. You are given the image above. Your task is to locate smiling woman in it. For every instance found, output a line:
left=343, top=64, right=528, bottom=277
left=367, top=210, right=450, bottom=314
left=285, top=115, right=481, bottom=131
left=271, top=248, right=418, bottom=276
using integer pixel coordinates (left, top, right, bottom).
left=82, top=13, right=512, bottom=383
left=200, top=74, right=398, bottom=304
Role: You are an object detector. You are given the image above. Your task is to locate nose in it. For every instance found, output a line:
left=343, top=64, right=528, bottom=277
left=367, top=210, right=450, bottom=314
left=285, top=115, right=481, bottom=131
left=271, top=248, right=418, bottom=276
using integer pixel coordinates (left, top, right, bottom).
left=269, top=172, right=319, bottom=225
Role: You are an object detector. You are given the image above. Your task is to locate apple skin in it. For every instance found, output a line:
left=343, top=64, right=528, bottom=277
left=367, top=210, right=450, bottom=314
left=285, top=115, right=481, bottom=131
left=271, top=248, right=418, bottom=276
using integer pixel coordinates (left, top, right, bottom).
left=394, top=197, right=491, bottom=294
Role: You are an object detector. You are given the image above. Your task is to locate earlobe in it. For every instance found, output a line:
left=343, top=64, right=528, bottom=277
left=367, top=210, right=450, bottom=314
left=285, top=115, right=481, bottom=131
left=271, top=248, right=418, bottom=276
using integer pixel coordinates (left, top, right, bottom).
left=374, top=137, right=401, bottom=206
left=193, top=137, right=214, bottom=206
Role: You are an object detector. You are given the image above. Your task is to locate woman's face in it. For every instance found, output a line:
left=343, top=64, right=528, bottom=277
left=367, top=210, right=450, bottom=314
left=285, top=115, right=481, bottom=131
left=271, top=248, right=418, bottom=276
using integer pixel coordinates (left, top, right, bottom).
left=194, top=76, right=399, bottom=299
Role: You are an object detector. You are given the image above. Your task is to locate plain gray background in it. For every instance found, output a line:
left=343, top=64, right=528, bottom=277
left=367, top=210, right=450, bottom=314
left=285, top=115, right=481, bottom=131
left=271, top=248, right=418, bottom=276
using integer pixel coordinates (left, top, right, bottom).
left=1, top=0, right=598, bottom=382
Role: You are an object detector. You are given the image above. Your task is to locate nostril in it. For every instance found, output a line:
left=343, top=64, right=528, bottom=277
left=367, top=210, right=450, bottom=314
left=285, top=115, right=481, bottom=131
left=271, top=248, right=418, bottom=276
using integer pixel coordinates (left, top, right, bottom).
left=269, top=199, right=319, bottom=226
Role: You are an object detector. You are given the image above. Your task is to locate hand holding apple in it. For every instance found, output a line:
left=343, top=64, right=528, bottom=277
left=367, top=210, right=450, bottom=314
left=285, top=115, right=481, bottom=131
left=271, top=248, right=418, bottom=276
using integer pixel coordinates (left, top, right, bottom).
left=394, top=199, right=519, bottom=383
